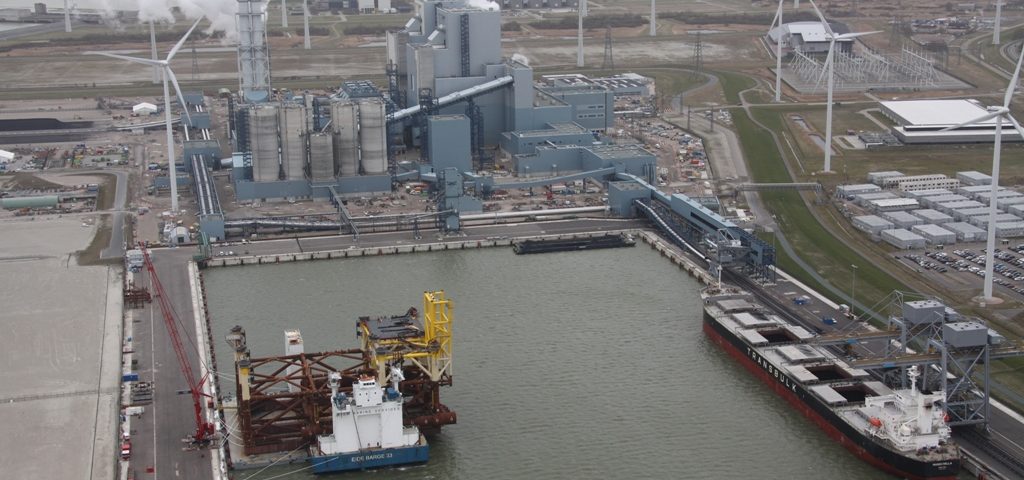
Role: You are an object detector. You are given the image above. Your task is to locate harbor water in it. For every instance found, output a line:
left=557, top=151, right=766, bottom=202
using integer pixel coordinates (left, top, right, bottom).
left=205, top=246, right=895, bottom=479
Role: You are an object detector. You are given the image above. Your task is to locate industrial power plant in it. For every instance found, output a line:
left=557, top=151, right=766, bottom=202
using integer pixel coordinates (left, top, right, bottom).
left=167, top=0, right=658, bottom=239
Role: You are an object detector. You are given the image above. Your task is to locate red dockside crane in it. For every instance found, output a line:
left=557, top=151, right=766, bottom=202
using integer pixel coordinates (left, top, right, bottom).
left=140, top=245, right=216, bottom=446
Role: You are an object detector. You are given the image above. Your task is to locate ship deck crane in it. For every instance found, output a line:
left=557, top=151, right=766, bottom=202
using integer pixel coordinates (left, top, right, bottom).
left=140, top=244, right=216, bottom=446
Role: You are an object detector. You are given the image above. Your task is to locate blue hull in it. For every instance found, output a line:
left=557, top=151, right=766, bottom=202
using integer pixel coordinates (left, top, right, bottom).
left=309, top=444, right=429, bottom=473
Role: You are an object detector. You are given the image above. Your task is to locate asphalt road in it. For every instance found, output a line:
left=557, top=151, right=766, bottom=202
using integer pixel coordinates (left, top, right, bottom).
left=100, top=169, right=129, bottom=259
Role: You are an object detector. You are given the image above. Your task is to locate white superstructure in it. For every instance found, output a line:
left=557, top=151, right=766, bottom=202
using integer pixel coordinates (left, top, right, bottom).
left=853, top=366, right=951, bottom=452
left=316, top=368, right=421, bottom=455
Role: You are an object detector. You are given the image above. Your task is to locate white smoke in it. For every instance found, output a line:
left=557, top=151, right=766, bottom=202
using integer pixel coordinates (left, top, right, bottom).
left=134, top=0, right=241, bottom=38
left=464, top=0, right=500, bottom=11
left=511, top=53, right=529, bottom=66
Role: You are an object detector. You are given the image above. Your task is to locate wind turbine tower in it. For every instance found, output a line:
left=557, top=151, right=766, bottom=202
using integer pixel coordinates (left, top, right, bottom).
left=63, top=0, right=71, bottom=32
left=577, top=0, right=586, bottom=67
left=770, top=0, right=784, bottom=102
left=994, top=0, right=1002, bottom=45
left=88, top=19, right=203, bottom=214
left=303, top=0, right=311, bottom=49
left=282, top=0, right=289, bottom=28
left=650, top=0, right=656, bottom=36
left=809, top=0, right=878, bottom=172
left=942, top=47, right=1024, bottom=301
left=150, top=21, right=159, bottom=84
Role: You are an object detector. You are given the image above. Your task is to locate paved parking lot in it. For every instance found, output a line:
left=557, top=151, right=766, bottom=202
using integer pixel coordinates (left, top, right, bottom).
left=894, top=243, right=1024, bottom=298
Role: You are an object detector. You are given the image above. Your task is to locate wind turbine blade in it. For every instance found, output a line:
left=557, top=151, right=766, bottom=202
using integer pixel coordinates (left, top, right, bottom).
left=167, top=18, right=203, bottom=61
left=939, top=110, right=1007, bottom=131
left=770, top=1, right=782, bottom=29
left=837, top=30, right=882, bottom=40
left=166, top=68, right=193, bottom=125
left=1008, top=115, right=1024, bottom=142
left=1004, top=42, right=1024, bottom=107
left=88, top=51, right=163, bottom=67
left=814, top=43, right=834, bottom=91
left=807, top=0, right=832, bottom=35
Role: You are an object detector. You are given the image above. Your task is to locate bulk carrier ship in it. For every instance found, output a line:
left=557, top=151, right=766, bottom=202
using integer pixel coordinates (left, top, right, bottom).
left=702, top=286, right=961, bottom=479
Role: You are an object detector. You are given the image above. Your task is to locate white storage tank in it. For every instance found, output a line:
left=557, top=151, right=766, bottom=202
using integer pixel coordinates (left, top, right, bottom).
left=279, top=103, right=308, bottom=181
left=249, top=104, right=280, bottom=182
left=331, top=100, right=359, bottom=177
left=309, top=132, right=335, bottom=182
left=358, top=98, right=388, bottom=175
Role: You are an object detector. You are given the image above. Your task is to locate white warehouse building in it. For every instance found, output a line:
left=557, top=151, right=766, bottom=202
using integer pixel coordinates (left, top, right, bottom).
left=883, top=210, right=925, bottom=229
left=957, top=171, right=991, bottom=186
left=911, top=209, right=953, bottom=225
left=945, top=222, right=986, bottom=242
left=853, top=215, right=894, bottom=235
left=869, top=198, right=920, bottom=212
left=882, top=228, right=928, bottom=249
left=912, top=224, right=956, bottom=245
left=879, top=99, right=1024, bottom=144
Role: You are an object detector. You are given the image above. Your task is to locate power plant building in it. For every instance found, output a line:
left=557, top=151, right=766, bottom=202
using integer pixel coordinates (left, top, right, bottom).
left=228, top=0, right=625, bottom=204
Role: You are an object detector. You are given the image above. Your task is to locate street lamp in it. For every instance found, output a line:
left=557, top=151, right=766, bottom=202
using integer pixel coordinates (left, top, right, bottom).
left=850, top=264, right=858, bottom=318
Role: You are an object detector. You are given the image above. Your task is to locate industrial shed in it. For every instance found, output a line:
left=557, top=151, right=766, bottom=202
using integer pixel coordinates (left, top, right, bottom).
left=853, top=215, right=894, bottom=234
left=870, top=198, right=920, bottom=212
left=995, top=222, right=1024, bottom=237
left=882, top=211, right=925, bottom=229
left=957, top=171, right=991, bottom=186
left=837, top=183, right=882, bottom=198
left=970, top=213, right=1022, bottom=229
left=911, top=209, right=953, bottom=225
left=953, top=206, right=999, bottom=222
left=904, top=188, right=954, bottom=200
left=912, top=224, right=956, bottom=245
left=944, top=222, right=986, bottom=242
left=921, top=194, right=969, bottom=208
left=855, top=192, right=899, bottom=206
left=867, top=171, right=905, bottom=185
left=881, top=228, right=928, bottom=249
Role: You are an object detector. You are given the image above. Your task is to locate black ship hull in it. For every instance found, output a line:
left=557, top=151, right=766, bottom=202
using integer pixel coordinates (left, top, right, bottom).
left=703, top=308, right=960, bottom=480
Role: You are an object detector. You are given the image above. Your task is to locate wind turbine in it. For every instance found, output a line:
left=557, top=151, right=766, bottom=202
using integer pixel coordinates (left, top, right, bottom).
left=994, top=0, right=1002, bottom=45
left=769, top=0, right=785, bottom=102
left=282, top=0, right=288, bottom=28
left=941, top=45, right=1024, bottom=302
left=88, top=19, right=202, bottom=214
left=808, top=0, right=879, bottom=172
